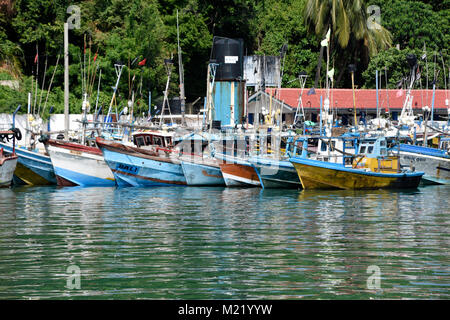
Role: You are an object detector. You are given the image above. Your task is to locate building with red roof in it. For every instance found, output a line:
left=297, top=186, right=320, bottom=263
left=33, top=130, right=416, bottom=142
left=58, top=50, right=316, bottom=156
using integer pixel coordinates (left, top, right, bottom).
left=262, top=88, right=449, bottom=124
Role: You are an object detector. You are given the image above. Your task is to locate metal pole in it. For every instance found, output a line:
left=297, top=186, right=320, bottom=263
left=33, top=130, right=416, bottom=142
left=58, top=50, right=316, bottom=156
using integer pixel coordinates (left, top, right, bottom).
left=94, top=69, right=102, bottom=116
left=26, top=92, right=31, bottom=147
left=351, top=72, right=357, bottom=127
left=13, top=105, right=21, bottom=154
left=64, top=22, right=70, bottom=140
left=431, top=81, right=436, bottom=126
left=148, top=91, right=151, bottom=120
left=177, top=10, right=186, bottom=126
left=376, top=70, right=379, bottom=125
left=319, top=95, right=323, bottom=135
left=105, top=64, right=124, bottom=129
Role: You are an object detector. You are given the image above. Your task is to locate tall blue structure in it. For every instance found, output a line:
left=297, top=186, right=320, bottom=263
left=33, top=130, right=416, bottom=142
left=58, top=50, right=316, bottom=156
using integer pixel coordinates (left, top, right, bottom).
left=210, top=37, right=245, bottom=126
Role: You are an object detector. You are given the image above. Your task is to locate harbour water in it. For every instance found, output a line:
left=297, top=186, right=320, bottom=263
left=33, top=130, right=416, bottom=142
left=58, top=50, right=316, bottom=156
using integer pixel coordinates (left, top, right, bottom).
left=0, top=185, right=448, bottom=299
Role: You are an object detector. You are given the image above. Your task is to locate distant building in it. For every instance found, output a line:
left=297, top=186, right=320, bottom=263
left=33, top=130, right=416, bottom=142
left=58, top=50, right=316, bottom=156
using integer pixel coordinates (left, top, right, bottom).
left=265, top=88, right=449, bottom=125
left=247, top=90, right=294, bottom=125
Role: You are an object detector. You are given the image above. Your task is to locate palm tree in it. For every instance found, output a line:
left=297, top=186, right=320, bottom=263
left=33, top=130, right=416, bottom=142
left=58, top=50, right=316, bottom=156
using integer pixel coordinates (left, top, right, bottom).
left=304, top=0, right=392, bottom=86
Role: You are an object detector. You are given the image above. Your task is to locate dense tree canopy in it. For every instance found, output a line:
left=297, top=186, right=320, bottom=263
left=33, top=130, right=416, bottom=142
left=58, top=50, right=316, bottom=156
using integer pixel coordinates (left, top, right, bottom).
left=0, top=0, right=448, bottom=115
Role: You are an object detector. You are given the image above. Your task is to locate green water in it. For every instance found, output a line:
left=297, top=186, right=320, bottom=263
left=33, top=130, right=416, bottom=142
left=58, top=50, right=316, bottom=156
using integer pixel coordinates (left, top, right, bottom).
left=0, top=185, right=448, bottom=299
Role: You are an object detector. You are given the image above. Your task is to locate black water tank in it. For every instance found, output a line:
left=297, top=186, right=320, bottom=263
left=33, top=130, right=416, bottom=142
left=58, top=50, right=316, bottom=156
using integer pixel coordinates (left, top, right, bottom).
left=212, top=120, right=221, bottom=130
left=210, top=37, right=244, bottom=81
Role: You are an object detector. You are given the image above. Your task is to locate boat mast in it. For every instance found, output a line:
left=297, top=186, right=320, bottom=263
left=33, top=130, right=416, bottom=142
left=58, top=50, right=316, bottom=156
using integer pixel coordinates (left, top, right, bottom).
left=159, top=58, right=174, bottom=127
left=104, top=64, right=125, bottom=130
left=177, top=10, right=186, bottom=127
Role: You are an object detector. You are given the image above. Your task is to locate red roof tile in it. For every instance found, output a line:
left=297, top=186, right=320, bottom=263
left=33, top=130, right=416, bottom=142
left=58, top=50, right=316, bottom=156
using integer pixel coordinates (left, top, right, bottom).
left=266, top=88, right=449, bottom=111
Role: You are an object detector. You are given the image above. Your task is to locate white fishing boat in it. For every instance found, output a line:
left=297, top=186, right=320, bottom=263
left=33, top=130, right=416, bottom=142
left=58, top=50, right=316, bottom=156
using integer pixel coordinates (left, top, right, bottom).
left=43, top=137, right=115, bottom=187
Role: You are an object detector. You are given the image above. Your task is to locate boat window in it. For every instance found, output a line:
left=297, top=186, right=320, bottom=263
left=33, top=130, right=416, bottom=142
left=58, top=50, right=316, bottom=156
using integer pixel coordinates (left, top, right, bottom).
left=145, top=136, right=152, bottom=146
left=136, top=136, right=145, bottom=147
left=321, top=142, right=327, bottom=152
left=360, top=146, right=366, bottom=154
left=153, top=136, right=162, bottom=146
left=380, top=140, right=386, bottom=146
left=368, top=146, right=374, bottom=154
left=165, top=137, right=172, bottom=147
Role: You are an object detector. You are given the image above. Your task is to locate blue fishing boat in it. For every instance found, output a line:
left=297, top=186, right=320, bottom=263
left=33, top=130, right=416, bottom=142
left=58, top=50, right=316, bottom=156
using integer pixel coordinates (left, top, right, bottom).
left=181, top=160, right=224, bottom=186
left=96, top=133, right=187, bottom=187
left=248, top=155, right=300, bottom=188
left=175, top=132, right=225, bottom=186
left=0, top=143, right=56, bottom=185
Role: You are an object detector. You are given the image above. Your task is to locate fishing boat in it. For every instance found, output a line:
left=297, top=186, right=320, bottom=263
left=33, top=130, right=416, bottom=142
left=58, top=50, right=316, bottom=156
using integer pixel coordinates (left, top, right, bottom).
left=174, top=132, right=225, bottom=186
left=214, top=152, right=262, bottom=187
left=398, top=139, right=450, bottom=184
left=0, top=130, right=19, bottom=187
left=0, top=149, right=18, bottom=187
left=247, top=135, right=300, bottom=188
left=211, top=135, right=262, bottom=187
left=96, top=131, right=187, bottom=187
left=0, top=143, right=56, bottom=185
left=180, top=160, right=224, bottom=186
left=248, top=156, right=300, bottom=188
left=290, top=136, right=424, bottom=190
left=43, top=137, right=115, bottom=187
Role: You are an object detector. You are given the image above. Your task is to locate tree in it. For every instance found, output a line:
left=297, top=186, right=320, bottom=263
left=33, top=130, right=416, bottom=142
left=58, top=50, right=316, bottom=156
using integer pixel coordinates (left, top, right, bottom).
left=253, top=0, right=319, bottom=88
left=362, top=47, right=448, bottom=91
left=369, top=0, right=448, bottom=51
left=303, top=0, right=393, bottom=87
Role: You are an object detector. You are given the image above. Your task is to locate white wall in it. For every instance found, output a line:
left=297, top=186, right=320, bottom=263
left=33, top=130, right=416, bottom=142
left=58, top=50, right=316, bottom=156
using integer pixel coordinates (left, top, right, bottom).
left=0, top=113, right=205, bottom=147
left=0, top=113, right=93, bottom=147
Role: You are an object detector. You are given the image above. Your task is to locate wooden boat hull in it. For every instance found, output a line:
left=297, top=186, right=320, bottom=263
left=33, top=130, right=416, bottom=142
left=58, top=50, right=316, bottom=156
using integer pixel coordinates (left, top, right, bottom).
left=181, top=161, right=225, bottom=186
left=0, top=154, right=18, bottom=187
left=45, top=140, right=115, bottom=187
left=249, top=157, right=301, bottom=189
left=97, top=138, right=186, bottom=187
left=219, top=163, right=261, bottom=187
left=0, top=143, right=56, bottom=185
left=290, top=157, right=423, bottom=190
left=213, top=153, right=262, bottom=187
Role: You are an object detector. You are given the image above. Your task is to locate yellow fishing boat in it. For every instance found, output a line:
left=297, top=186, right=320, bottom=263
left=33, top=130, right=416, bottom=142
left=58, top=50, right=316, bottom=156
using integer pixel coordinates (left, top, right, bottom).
left=290, top=136, right=424, bottom=190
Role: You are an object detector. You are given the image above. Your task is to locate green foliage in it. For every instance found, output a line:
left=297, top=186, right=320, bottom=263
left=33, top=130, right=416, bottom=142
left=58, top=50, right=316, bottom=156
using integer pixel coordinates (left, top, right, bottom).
left=254, top=0, right=319, bottom=88
left=369, top=0, right=448, bottom=50
left=362, top=47, right=449, bottom=89
left=0, top=0, right=448, bottom=115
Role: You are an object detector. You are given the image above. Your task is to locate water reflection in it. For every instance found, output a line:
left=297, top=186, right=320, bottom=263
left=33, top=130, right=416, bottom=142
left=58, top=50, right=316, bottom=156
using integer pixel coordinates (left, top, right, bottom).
left=0, top=185, right=448, bottom=299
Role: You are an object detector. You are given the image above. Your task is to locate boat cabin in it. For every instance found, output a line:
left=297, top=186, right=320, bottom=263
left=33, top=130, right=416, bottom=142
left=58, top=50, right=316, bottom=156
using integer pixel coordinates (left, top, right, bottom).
left=357, top=138, right=388, bottom=158
left=289, top=135, right=358, bottom=166
left=173, top=133, right=213, bottom=156
left=133, top=131, right=174, bottom=149
left=439, top=138, right=450, bottom=154
left=353, top=137, right=399, bottom=172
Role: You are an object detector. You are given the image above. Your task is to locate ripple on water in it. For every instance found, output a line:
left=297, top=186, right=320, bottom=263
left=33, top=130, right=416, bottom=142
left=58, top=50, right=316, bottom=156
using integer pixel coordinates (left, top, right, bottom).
left=0, top=185, right=449, bottom=299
